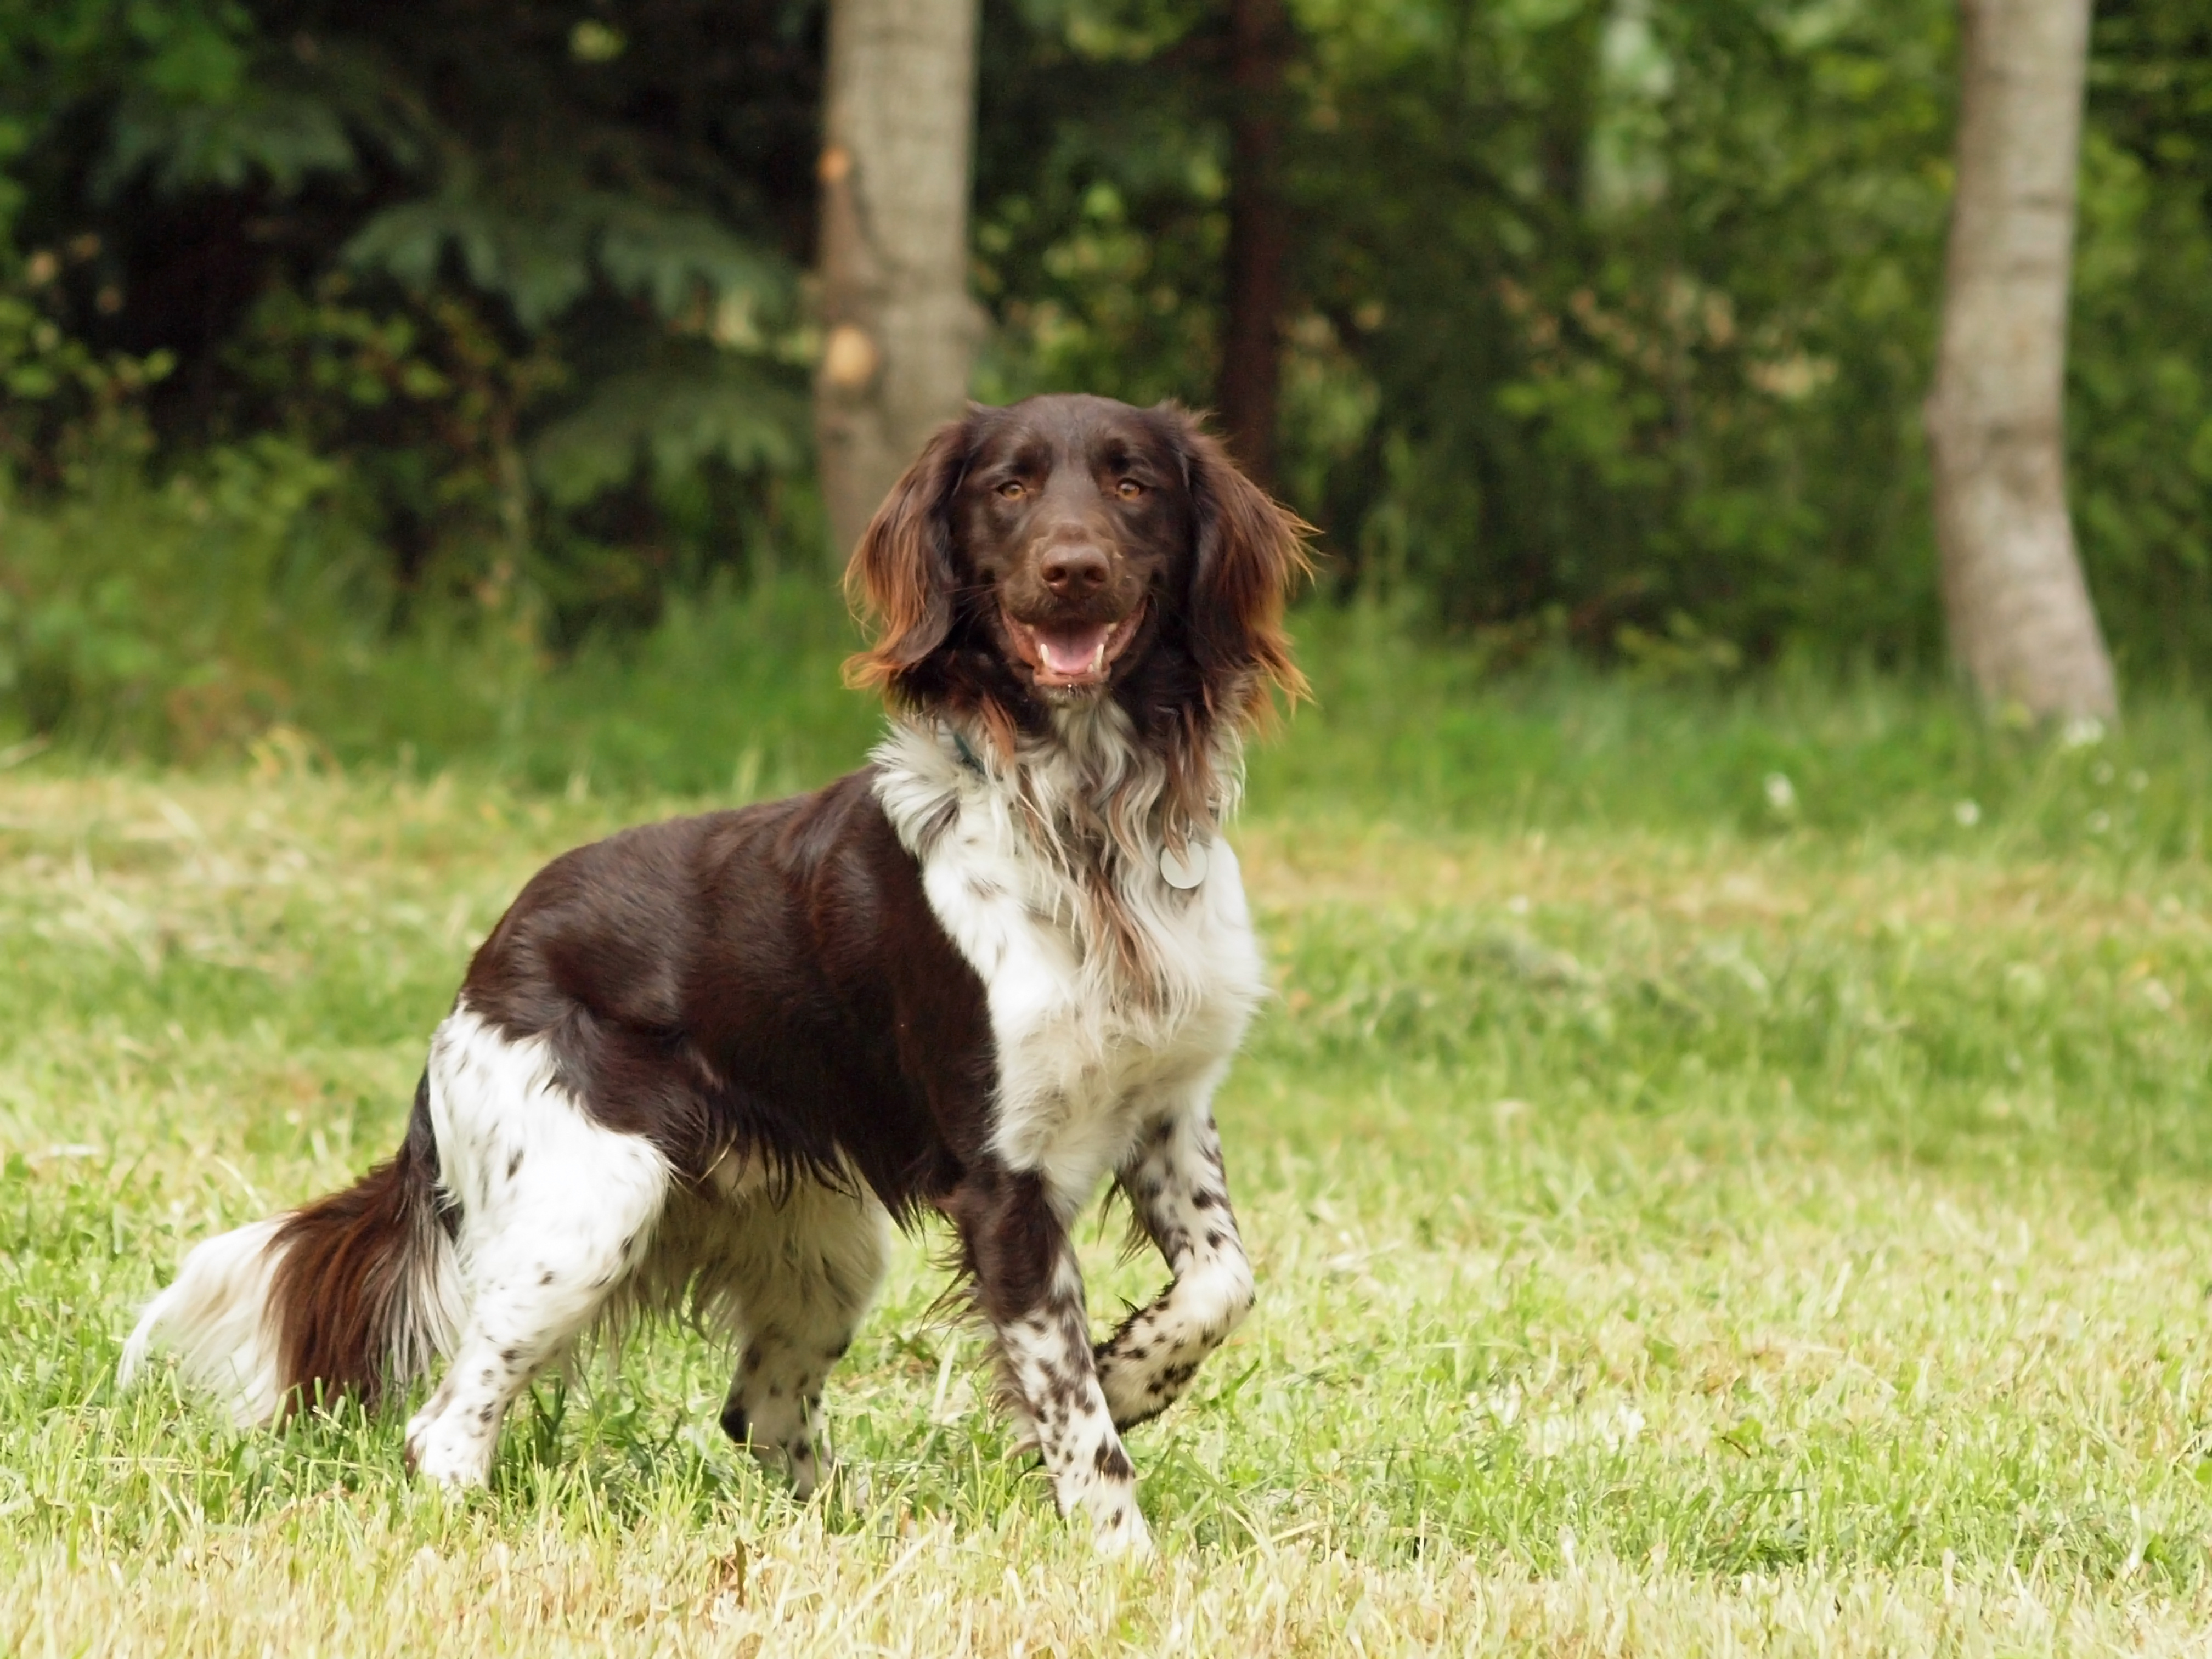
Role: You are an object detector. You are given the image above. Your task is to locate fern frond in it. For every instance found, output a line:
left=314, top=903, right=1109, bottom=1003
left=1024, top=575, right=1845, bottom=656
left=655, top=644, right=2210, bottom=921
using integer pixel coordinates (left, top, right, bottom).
left=345, top=183, right=791, bottom=331
left=527, top=357, right=806, bottom=510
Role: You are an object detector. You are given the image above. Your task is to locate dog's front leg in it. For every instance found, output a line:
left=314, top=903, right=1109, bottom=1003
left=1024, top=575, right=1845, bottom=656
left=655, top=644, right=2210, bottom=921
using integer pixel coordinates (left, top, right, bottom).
left=1094, top=1101, right=1257, bottom=1430
left=949, top=1165, right=1151, bottom=1555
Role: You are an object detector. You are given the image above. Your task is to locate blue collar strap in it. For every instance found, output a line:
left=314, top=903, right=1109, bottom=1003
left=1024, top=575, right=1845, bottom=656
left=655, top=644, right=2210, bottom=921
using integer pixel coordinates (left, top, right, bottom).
left=949, top=727, right=986, bottom=777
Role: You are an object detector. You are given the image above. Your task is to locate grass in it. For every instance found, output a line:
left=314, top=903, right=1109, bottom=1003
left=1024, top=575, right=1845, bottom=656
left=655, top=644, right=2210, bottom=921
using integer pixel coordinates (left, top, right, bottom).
left=4, top=640, right=2212, bottom=1654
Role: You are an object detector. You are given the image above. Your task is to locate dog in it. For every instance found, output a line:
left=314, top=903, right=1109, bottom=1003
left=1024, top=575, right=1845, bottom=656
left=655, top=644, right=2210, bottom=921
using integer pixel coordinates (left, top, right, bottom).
left=121, top=393, right=1308, bottom=1554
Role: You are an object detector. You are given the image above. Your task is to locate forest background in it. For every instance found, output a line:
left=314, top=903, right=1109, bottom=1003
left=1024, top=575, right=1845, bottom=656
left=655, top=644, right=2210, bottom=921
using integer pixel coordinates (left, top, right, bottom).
left=0, top=0, right=2208, bottom=777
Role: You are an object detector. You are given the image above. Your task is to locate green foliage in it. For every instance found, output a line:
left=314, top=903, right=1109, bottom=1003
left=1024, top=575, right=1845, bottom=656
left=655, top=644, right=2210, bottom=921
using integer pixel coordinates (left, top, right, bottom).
left=0, top=435, right=386, bottom=754
left=2072, top=7, right=2212, bottom=674
left=299, top=578, right=881, bottom=796
left=0, top=457, right=864, bottom=777
left=1252, top=602, right=2212, bottom=861
left=1, top=0, right=2211, bottom=749
left=345, top=185, right=787, bottom=335
left=0, top=0, right=825, bottom=648
left=974, top=0, right=2212, bottom=673
left=527, top=358, right=809, bottom=513
left=975, top=0, right=1948, bottom=656
left=0, top=276, right=173, bottom=477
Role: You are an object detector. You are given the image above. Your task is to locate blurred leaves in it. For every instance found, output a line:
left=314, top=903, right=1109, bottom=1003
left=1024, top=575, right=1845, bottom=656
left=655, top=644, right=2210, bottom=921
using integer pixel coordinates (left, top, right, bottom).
left=973, top=0, right=2212, bottom=673
left=1, top=0, right=2211, bottom=755
left=0, top=0, right=822, bottom=681
left=528, top=358, right=807, bottom=512
left=345, top=186, right=791, bottom=334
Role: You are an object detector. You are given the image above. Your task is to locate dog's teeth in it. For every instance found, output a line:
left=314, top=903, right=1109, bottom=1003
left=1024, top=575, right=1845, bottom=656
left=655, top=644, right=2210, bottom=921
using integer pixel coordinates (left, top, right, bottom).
left=1091, top=640, right=1107, bottom=673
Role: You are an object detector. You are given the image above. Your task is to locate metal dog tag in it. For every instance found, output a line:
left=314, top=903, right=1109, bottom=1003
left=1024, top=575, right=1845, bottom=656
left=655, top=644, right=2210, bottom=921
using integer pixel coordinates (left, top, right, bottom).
left=1159, top=841, right=1209, bottom=890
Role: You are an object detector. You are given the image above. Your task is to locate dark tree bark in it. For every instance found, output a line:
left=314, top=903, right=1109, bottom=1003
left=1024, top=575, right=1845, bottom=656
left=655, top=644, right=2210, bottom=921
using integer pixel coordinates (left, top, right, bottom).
left=1220, top=0, right=1291, bottom=493
left=1926, top=0, right=2118, bottom=721
left=814, top=0, right=985, bottom=562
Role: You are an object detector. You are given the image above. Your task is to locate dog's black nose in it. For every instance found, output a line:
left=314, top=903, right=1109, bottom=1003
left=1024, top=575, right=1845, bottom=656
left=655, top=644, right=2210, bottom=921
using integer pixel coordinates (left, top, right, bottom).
left=1040, top=545, right=1109, bottom=595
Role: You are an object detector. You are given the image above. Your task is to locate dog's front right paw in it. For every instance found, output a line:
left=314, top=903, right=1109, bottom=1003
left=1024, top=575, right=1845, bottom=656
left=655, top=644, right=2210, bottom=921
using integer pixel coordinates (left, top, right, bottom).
left=1086, top=1490, right=1154, bottom=1558
left=404, top=1404, right=495, bottom=1488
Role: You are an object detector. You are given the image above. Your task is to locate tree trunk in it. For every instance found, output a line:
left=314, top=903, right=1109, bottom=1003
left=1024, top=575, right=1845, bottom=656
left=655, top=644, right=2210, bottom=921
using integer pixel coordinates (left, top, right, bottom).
left=814, top=0, right=983, bottom=561
left=1220, top=0, right=1291, bottom=493
left=1926, top=0, right=2117, bottom=721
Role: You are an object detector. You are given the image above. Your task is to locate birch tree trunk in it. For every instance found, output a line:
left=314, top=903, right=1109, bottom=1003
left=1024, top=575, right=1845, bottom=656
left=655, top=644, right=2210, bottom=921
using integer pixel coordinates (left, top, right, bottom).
left=813, top=0, right=983, bottom=561
left=1220, top=0, right=1291, bottom=492
left=1925, top=0, right=2117, bottom=721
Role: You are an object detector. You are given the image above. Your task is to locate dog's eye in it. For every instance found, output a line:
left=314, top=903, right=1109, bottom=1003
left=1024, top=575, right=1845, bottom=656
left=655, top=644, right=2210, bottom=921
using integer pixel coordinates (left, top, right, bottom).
left=1115, top=479, right=1144, bottom=500
left=996, top=480, right=1026, bottom=500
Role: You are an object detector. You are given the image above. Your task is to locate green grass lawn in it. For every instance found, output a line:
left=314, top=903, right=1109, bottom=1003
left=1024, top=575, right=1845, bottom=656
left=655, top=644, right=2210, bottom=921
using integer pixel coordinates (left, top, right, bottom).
left=4, top=662, right=2212, bottom=1654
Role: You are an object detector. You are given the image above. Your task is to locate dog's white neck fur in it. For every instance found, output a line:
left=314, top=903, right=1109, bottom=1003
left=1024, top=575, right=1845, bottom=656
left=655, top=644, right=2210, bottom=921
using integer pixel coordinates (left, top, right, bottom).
left=873, top=707, right=1265, bottom=1212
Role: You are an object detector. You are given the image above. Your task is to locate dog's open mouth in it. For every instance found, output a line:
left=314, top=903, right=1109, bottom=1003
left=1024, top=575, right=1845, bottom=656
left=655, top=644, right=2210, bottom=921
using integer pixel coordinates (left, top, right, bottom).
left=1002, top=602, right=1148, bottom=689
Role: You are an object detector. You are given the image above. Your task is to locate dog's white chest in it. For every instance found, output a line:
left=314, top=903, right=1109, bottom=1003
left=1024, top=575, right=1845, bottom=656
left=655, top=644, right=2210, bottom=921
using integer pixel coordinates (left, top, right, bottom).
left=875, top=726, right=1265, bottom=1211
left=933, top=833, right=1260, bottom=1205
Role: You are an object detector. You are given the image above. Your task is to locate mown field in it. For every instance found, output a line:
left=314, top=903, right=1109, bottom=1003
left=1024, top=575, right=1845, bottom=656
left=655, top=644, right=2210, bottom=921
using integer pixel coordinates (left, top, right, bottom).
left=4, top=650, right=2212, bottom=1655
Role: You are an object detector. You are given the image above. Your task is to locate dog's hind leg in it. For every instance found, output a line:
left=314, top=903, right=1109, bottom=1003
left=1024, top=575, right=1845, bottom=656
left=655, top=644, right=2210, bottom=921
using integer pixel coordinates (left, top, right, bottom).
left=716, top=1177, right=890, bottom=1499
left=1093, top=1093, right=1256, bottom=1431
left=402, top=1008, right=672, bottom=1487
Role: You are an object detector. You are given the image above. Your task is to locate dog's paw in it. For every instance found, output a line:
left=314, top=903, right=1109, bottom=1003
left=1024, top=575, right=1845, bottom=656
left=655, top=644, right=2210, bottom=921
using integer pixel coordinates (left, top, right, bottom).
left=1087, top=1492, right=1154, bottom=1558
left=721, top=1390, right=827, bottom=1498
left=1093, top=1339, right=1193, bottom=1432
left=755, top=1436, right=824, bottom=1500
left=403, top=1406, right=495, bottom=1488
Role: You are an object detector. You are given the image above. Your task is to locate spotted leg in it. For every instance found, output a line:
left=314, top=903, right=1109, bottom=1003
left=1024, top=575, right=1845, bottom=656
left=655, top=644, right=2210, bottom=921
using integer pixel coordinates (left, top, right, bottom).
left=1093, top=1099, right=1256, bottom=1431
left=717, top=1177, right=890, bottom=1498
left=949, top=1165, right=1152, bottom=1555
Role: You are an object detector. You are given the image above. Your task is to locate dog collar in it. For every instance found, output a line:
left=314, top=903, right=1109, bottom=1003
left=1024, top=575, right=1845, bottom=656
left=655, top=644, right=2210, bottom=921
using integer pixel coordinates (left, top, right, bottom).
left=946, top=726, right=987, bottom=778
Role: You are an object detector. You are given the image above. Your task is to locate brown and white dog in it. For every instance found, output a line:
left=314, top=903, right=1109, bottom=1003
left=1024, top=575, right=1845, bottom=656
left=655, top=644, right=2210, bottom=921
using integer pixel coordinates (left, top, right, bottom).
left=121, top=393, right=1308, bottom=1553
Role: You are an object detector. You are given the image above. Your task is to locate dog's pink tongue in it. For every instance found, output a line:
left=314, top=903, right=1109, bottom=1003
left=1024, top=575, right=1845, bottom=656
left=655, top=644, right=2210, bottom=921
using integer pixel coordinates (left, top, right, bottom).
left=1037, top=625, right=1110, bottom=678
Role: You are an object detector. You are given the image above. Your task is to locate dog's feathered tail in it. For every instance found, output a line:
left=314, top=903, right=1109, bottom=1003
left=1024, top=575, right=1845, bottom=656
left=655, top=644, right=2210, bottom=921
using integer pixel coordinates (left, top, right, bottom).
left=120, top=1074, right=462, bottom=1423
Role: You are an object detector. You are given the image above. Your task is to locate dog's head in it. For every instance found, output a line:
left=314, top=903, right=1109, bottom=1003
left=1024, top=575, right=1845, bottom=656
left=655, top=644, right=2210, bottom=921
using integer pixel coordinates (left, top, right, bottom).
left=846, top=394, right=1310, bottom=746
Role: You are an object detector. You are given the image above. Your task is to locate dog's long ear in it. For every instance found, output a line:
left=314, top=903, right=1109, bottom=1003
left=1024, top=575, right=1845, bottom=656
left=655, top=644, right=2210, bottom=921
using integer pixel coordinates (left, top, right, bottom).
left=1164, top=405, right=1313, bottom=723
left=844, top=417, right=975, bottom=697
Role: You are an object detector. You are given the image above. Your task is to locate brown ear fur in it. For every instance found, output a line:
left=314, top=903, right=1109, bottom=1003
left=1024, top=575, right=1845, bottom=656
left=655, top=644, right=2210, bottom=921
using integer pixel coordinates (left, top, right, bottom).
left=843, top=417, right=975, bottom=696
left=1167, top=408, right=1314, bottom=725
